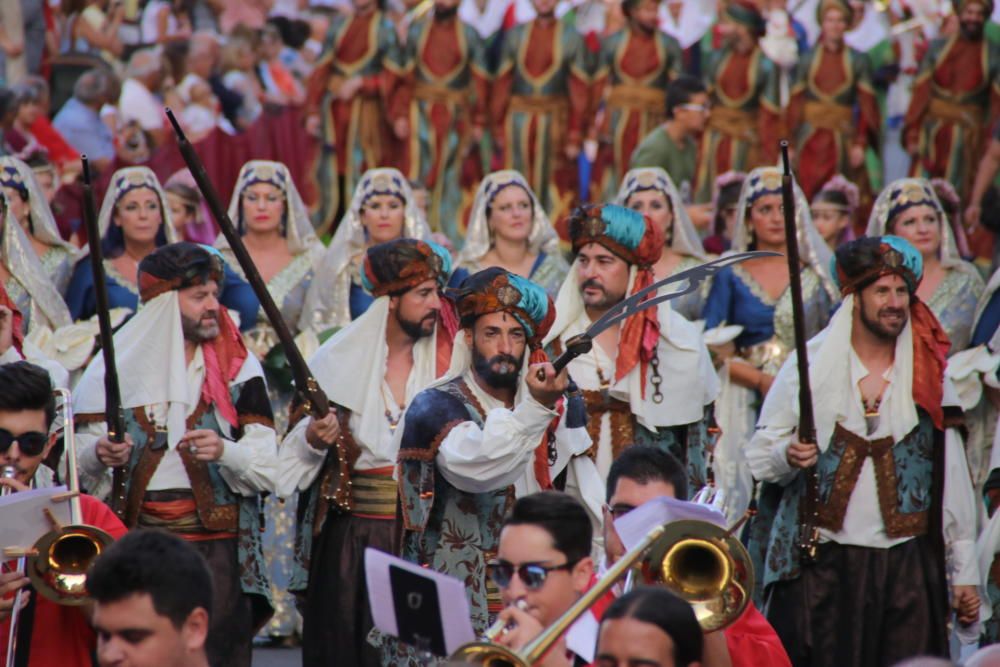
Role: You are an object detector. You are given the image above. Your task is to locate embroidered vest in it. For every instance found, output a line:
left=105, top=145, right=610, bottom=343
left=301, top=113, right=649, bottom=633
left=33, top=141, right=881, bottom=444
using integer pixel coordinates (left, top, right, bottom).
left=763, top=412, right=936, bottom=588
left=117, top=383, right=272, bottom=605
left=397, top=377, right=515, bottom=635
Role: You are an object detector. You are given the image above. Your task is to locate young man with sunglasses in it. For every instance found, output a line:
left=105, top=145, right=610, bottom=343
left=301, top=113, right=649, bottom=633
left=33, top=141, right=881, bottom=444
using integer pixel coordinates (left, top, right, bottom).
left=491, top=491, right=595, bottom=667
left=0, top=361, right=127, bottom=667
left=602, top=445, right=790, bottom=667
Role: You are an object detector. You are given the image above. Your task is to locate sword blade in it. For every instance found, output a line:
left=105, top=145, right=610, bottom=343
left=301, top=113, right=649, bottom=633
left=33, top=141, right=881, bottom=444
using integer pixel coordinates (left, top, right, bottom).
left=550, top=251, right=779, bottom=375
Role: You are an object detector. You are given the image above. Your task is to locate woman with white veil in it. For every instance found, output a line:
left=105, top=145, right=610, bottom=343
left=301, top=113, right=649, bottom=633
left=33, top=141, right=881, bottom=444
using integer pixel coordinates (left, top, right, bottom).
left=456, top=170, right=569, bottom=298
left=65, top=166, right=179, bottom=321
left=865, top=177, right=984, bottom=353
left=0, top=156, right=76, bottom=293
left=615, top=166, right=712, bottom=321
left=299, top=168, right=432, bottom=333
left=217, top=160, right=324, bottom=364
left=701, top=167, right=840, bottom=602
left=217, top=159, right=324, bottom=644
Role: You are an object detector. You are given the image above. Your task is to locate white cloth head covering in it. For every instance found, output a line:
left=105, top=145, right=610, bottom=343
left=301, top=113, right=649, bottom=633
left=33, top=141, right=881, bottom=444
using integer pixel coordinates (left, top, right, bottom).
left=865, top=177, right=980, bottom=280
left=0, top=191, right=71, bottom=329
left=74, top=290, right=262, bottom=448
left=221, top=160, right=322, bottom=258
left=87, top=166, right=179, bottom=261
left=0, top=156, right=74, bottom=252
left=807, top=293, right=918, bottom=446
left=658, top=0, right=717, bottom=49
left=457, top=170, right=562, bottom=268
left=732, top=166, right=840, bottom=303
left=301, top=168, right=432, bottom=331
left=614, top=167, right=707, bottom=261
left=545, top=259, right=718, bottom=428
left=308, top=296, right=439, bottom=453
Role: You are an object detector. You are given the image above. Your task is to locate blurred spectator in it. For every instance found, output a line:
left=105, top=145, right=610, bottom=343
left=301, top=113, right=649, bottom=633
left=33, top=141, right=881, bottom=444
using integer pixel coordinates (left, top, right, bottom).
left=4, top=82, right=47, bottom=158
left=218, top=0, right=273, bottom=34
left=220, top=37, right=263, bottom=128
left=118, top=48, right=166, bottom=145
left=257, top=23, right=304, bottom=106
left=187, top=31, right=244, bottom=130
left=266, top=16, right=317, bottom=80
left=114, top=119, right=153, bottom=164
left=59, top=0, right=124, bottom=61
left=0, top=0, right=48, bottom=83
left=18, top=76, right=81, bottom=173
left=140, top=0, right=194, bottom=44
left=176, top=72, right=231, bottom=140
left=52, top=67, right=117, bottom=171
left=164, top=170, right=217, bottom=243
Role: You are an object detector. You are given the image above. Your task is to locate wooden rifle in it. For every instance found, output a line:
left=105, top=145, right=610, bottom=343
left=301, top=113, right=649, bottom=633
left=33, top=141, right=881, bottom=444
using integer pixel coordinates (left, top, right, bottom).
left=81, top=156, right=127, bottom=518
left=779, top=142, right=820, bottom=563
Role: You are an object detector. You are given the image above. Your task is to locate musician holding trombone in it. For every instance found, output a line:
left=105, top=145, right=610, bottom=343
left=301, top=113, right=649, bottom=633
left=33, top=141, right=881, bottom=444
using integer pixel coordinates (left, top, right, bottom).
left=746, top=236, right=981, bottom=666
left=0, top=361, right=126, bottom=667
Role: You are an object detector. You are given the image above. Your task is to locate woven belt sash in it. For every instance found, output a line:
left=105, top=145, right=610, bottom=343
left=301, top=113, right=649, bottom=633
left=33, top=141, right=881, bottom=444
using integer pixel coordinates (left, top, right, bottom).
left=351, top=467, right=398, bottom=519
left=606, top=84, right=664, bottom=112
left=139, top=490, right=238, bottom=541
left=707, top=107, right=756, bottom=141
left=413, top=82, right=469, bottom=106
left=928, top=97, right=985, bottom=131
left=803, top=101, right=853, bottom=134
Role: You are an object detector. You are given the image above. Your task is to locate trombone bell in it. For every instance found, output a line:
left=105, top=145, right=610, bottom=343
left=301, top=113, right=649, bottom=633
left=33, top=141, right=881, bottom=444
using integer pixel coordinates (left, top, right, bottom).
left=642, top=520, right=752, bottom=633
left=28, top=524, right=113, bottom=605
left=446, top=643, right=526, bottom=667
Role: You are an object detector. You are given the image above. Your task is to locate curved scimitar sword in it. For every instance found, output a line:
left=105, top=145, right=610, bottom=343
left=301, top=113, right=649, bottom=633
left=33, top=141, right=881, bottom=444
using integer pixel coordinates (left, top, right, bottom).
left=542, top=251, right=781, bottom=379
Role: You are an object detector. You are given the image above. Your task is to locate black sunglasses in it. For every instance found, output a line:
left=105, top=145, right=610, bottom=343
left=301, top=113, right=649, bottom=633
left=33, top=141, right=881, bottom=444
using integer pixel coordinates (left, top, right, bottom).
left=0, top=428, right=48, bottom=457
left=487, top=559, right=579, bottom=591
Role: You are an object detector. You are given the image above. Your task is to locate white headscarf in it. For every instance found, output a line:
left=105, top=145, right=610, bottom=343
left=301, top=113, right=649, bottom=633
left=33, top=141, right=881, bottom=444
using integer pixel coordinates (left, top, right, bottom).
left=731, top=166, right=840, bottom=303
left=0, top=191, right=71, bottom=329
left=545, top=259, right=718, bottom=428
left=614, top=167, right=707, bottom=261
left=0, top=156, right=74, bottom=252
left=220, top=160, right=323, bottom=261
left=457, top=170, right=562, bottom=268
left=308, top=296, right=440, bottom=453
left=865, top=177, right=980, bottom=280
left=83, top=166, right=180, bottom=262
left=301, top=168, right=431, bottom=331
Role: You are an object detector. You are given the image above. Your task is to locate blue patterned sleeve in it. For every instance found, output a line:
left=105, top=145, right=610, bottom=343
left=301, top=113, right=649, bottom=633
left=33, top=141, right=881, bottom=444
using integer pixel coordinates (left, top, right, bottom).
left=65, top=260, right=96, bottom=321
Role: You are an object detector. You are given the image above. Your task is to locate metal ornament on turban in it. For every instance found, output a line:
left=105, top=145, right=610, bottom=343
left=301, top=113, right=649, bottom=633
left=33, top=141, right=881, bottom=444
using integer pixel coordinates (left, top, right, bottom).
left=568, top=204, right=664, bottom=388
left=362, top=238, right=453, bottom=298
left=451, top=266, right=555, bottom=366
left=833, top=236, right=950, bottom=429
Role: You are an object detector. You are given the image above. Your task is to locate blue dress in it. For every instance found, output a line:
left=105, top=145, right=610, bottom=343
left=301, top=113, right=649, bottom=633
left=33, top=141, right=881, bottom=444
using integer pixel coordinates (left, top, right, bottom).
left=703, top=265, right=776, bottom=349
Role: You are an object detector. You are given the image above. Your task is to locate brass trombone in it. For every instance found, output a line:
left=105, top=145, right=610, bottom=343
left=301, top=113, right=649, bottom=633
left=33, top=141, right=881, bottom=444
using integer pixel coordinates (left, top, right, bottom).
left=2, top=466, right=24, bottom=667
left=25, top=388, right=113, bottom=605
left=448, top=519, right=753, bottom=666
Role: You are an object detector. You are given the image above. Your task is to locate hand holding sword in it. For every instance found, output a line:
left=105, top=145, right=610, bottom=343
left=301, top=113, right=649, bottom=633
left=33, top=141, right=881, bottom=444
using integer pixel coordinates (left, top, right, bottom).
left=536, top=252, right=781, bottom=382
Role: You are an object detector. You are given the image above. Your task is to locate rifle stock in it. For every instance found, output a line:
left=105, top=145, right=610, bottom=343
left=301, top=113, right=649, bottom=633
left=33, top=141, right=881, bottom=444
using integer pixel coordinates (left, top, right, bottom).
left=81, top=156, right=127, bottom=517
left=779, top=142, right=820, bottom=563
left=163, top=109, right=330, bottom=419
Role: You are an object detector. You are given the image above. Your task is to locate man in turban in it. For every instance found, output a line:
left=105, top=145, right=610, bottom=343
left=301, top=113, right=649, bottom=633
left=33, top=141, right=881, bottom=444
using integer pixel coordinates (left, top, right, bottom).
left=543, top=204, right=718, bottom=510
left=903, top=0, right=1000, bottom=201
left=747, top=235, right=980, bottom=666
left=74, top=242, right=278, bottom=667
left=382, top=267, right=579, bottom=665
left=278, top=238, right=456, bottom=667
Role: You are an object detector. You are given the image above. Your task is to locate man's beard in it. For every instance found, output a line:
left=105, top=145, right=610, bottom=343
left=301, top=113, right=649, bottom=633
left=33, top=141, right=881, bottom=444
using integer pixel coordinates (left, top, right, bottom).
left=434, top=4, right=459, bottom=19
left=859, top=303, right=908, bottom=342
left=396, top=309, right=437, bottom=340
left=472, top=347, right=522, bottom=390
left=579, top=278, right=624, bottom=311
left=181, top=312, right=220, bottom=343
left=961, top=20, right=985, bottom=40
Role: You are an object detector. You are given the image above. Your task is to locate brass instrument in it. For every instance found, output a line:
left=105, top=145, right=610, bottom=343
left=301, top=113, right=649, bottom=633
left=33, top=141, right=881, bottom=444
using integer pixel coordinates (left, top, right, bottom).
left=25, top=388, right=113, bottom=605
left=447, top=519, right=753, bottom=666
left=3, top=465, right=24, bottom=667
left=482, top=599, right=529, bottom=642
